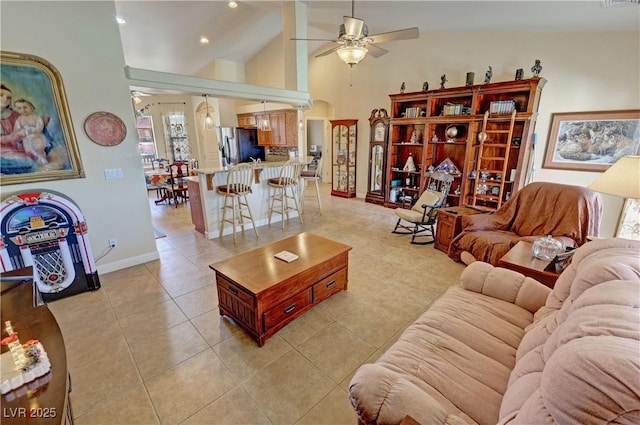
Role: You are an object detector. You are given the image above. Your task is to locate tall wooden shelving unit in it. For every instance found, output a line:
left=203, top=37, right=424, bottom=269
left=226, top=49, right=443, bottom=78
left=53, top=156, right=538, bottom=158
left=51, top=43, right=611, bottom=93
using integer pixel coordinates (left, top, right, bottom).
left=385, top=77, right=546, bottom=210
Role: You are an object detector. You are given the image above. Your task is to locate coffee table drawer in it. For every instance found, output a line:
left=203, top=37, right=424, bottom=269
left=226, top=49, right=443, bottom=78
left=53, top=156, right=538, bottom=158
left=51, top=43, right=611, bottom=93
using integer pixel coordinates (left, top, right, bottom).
left=216, top=274, right=255, bottom=306
left=313, top=268, right=347, bottom=303
left=264, top=289, right=311, bottom=331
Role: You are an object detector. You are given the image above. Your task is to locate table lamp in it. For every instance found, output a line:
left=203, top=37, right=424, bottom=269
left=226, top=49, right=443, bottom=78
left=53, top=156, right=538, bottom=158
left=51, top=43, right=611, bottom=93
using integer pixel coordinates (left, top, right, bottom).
left=588, top=155, right=640, bottom=240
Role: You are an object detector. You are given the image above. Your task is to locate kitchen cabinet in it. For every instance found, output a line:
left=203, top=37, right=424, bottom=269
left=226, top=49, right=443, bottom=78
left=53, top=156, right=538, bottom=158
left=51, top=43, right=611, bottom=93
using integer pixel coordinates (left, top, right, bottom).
left=238, top=110, right=298, bottom=147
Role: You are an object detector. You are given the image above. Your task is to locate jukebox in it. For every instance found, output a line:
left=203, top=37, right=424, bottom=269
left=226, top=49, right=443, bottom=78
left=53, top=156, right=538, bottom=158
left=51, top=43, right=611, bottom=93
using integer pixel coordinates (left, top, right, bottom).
left=0, top=190, right=100, bottom=302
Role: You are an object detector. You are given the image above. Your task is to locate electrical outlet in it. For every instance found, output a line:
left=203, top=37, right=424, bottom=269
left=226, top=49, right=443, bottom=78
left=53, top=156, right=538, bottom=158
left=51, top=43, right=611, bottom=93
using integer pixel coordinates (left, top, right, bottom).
left=109, top=239, right=118, bottom=248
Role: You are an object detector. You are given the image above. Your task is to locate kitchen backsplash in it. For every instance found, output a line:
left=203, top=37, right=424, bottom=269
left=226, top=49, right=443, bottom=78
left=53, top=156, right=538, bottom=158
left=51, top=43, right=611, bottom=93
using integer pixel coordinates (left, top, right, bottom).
left=266, top=146, right=298, bottom=162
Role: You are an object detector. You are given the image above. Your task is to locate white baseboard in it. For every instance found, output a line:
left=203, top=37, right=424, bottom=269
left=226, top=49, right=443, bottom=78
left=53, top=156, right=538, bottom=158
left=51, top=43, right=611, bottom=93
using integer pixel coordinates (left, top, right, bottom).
left=97, top=251, right=160, bottom=274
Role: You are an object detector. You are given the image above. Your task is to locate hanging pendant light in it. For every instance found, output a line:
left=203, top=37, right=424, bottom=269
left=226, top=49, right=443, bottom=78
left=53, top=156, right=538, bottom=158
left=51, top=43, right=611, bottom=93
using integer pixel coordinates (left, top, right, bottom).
left=203, top=94, right=214, bottom=130
left=259, top=100, right=271, bottom=132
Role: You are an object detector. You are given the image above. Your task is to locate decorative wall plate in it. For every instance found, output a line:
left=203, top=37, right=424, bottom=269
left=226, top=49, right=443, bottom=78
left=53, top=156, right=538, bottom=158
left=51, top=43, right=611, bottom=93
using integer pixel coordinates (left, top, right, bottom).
left=84, top=111, right=127, bottom=146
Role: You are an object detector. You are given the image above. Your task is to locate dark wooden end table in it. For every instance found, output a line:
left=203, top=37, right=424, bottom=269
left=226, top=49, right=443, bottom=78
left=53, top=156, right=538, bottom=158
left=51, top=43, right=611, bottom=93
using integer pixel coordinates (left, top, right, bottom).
left=497, top=241, right=561, bottom=288
left=434, top=206, right=484, bottom=253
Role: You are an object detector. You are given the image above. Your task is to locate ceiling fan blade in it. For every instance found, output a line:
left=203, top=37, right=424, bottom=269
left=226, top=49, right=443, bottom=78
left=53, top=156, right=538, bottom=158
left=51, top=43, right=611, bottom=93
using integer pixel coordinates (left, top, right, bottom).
left=291, top=38, right=338, bottom=42
left=367, top=44, right=389, bottom=58
left=315, top=46, right=340, bottom=58
left=343, top=16, right=365, bottom=38
left=368, top=27, right=419, bottom=44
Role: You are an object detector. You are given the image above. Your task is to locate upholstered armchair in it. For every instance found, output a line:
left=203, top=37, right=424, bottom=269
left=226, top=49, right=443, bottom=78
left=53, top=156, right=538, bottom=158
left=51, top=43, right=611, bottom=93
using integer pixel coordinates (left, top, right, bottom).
left=449, top=182, right=602, bottom=265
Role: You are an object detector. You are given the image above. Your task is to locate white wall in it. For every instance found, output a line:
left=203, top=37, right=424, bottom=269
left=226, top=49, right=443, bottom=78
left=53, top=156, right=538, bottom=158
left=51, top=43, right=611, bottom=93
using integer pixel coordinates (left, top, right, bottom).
left=1, top=1, right=158, bottom=272
left=246, top=34, right=285, bottom=89
left=305, top=31, right=640, bottom=237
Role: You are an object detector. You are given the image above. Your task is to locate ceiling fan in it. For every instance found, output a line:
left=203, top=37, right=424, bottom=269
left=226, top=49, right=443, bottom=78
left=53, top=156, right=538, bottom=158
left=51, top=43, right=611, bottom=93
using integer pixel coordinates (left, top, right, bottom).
left=292, top=0, right=419, bottom=67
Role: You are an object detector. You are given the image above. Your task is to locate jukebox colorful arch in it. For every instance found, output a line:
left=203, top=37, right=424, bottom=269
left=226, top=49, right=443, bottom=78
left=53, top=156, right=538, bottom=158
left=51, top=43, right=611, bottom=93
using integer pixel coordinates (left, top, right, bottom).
left=0, top=190, right=100, bottom=302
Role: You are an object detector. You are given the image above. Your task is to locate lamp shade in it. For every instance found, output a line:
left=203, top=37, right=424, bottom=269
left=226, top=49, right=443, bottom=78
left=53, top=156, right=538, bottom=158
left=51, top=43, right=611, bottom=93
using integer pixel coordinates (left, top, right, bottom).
left=337, top=45, right=368, bottom=66
left=588, top=155, right=640, bottom=198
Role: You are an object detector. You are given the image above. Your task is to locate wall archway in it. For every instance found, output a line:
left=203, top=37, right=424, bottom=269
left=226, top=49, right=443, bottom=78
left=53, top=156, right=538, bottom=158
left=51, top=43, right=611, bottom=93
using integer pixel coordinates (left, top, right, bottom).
left=194, top=100, right=220, bottom=169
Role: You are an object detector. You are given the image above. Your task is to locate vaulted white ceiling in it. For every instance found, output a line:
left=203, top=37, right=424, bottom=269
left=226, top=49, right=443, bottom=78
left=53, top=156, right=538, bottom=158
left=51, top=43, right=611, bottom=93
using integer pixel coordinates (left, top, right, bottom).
left=115, top=1, right=640, bottom=76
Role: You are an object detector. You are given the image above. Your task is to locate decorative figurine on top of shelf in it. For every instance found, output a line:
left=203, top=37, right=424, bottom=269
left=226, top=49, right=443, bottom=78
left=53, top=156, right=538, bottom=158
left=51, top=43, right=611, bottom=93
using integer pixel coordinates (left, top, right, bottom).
left=484, top=66, right=493, bottom=84
left=431, top=134, right=439, bottom=143
left=400, top=82, right=406, bottom=93
left=465, top=72, right=475, bottom=86
left=440, top=74, right=447, bottom=89
left=454, top=186, right=461, bottom=195
left=410, top=130, right=418, bottom=144
left=531, top=59, right=543, bottom=77
left=403, top=153, right=417, bottom=172
left=515, top=68, right=524, bottom=80
left=422, top=81, right=429, bottom=92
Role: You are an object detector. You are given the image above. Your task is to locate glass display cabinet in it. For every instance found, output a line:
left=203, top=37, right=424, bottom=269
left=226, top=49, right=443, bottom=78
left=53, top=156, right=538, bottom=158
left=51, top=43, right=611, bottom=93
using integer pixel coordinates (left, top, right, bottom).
left=331, top=119, right=357, bottom=198
left=365, top=109, right=389, bottom=205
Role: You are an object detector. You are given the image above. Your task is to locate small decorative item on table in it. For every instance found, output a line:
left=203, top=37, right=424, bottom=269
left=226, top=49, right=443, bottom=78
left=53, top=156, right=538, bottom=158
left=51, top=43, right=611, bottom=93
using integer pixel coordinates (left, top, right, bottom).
left=532, top=235, right=563, bottom=260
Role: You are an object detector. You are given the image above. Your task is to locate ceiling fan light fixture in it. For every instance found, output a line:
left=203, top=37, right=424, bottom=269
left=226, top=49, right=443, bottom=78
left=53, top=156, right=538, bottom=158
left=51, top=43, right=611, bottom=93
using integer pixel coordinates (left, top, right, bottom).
left=203, top=94, right=215, bottom=130
left=337, top=45, right=368, bottom=67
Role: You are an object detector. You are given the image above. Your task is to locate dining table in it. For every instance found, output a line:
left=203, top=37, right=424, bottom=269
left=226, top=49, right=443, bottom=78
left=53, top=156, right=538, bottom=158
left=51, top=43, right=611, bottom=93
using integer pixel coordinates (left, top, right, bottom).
left=144, top=170, right=173, bottom=204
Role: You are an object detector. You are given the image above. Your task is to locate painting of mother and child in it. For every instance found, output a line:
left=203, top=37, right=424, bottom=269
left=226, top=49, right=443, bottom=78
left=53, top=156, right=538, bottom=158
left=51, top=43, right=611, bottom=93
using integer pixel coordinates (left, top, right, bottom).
left=1, top=53, right=83, bottom=184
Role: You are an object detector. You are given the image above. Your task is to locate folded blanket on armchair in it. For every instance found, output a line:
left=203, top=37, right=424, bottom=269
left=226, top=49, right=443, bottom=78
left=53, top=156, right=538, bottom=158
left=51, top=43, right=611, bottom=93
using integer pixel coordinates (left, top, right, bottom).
left=448, top=182, right=602, bottom=265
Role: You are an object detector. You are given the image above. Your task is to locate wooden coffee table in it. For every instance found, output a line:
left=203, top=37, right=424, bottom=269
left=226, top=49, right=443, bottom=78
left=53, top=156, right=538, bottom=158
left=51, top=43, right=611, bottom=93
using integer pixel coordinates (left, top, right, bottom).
left=498, top=241, right=561, bottom=288
left=209, top=232, right=352, bottom=346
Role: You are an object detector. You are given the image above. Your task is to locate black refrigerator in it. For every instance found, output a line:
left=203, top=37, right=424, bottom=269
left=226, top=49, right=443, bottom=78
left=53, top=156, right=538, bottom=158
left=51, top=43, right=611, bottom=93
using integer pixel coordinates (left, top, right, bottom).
left=216, top=127, right=265, bottom=166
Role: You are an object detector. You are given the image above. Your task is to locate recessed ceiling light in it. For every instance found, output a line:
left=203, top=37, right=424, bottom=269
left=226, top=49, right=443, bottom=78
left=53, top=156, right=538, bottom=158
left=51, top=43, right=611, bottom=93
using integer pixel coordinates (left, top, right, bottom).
left=115, top=16, right=127, bottom=25
left=200, top=36, right=210, bottom=45
left=228, top=1, right=238, bottom=9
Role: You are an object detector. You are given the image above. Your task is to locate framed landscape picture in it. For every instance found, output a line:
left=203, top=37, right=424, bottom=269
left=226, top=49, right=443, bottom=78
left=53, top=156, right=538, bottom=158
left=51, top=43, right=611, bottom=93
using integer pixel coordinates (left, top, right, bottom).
left=543, top=110, right=640, bottom=172
left=1, top=51, right=84, bottom=185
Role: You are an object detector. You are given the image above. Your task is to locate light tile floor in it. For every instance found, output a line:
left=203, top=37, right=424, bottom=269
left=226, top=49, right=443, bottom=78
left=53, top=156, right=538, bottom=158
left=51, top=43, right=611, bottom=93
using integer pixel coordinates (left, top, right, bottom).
left=47, top=184, right=465, bottom=425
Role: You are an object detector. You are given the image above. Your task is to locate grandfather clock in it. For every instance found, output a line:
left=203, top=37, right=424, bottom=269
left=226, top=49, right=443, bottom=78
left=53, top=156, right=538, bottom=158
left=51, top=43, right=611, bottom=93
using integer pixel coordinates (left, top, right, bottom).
left=365, top=108, right=390, bottom=205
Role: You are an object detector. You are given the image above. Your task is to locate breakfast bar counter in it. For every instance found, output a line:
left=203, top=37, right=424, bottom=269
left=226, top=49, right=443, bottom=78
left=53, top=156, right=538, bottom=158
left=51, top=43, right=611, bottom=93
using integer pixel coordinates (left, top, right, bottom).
left=189, top=162, right=296, bottom=239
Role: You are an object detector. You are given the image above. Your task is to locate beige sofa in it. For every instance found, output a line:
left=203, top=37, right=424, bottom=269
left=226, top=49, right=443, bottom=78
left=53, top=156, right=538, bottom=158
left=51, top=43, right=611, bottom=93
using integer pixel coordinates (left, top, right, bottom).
left=349, top=238, right=640, bottom=425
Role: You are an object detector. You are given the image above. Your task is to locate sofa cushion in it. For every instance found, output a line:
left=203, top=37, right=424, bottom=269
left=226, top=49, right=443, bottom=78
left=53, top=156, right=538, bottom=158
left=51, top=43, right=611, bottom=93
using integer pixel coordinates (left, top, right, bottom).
left=500, top=279, right=640, bottom=424
left=350, top=282, right=538, bottom=425
left=517, top=238, right=640, bottom=362
left=498, top=238, right=640, bottom=425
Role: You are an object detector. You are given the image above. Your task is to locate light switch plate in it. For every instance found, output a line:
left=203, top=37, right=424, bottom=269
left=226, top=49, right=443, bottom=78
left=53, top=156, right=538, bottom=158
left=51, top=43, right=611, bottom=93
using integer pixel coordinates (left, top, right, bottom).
left=104, top=168, right=123, bottom=179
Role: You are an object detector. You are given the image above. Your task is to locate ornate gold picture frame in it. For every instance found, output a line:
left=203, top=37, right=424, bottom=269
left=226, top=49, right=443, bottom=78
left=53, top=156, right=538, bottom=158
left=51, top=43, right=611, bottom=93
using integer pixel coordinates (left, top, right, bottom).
left=1, top=51, right=84, bottom=185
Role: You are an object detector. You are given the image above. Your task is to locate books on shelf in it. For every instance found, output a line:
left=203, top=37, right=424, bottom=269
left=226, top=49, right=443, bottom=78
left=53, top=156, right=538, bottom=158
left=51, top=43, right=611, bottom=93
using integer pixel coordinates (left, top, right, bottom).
left=489, top=100, right=516, bottom=114
left=404, top=107, right=422, bottom=118
left=274, top=250, right=299, bottom=263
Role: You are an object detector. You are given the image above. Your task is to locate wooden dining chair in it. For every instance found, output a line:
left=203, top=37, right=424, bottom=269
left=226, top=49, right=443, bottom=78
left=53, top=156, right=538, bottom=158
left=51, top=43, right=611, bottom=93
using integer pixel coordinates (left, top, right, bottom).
left=167, top=162, right=189, bottom=207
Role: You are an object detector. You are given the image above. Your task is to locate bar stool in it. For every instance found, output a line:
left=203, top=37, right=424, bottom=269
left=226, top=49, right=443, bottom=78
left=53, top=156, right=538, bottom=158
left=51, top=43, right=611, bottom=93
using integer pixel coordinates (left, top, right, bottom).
left=268, top=159, right=303, bottom=229
left=300, top=159, right=322, bottom=215
left=216, top=163, right=258, bottom=244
